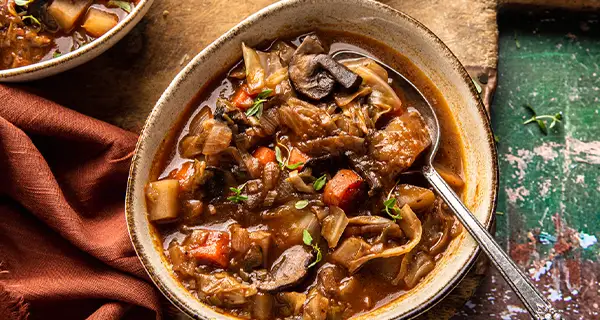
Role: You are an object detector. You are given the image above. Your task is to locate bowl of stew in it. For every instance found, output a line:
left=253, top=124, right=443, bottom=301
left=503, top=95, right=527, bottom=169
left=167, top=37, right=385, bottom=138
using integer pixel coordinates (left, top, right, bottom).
left=126, top=0, right=498, bottom=319
left=0, top=0, right=153, bottom=82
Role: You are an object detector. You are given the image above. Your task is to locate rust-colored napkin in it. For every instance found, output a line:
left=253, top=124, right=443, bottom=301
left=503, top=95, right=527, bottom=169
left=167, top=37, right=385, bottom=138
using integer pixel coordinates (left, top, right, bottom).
left=0, top=86, right=161, bottom=320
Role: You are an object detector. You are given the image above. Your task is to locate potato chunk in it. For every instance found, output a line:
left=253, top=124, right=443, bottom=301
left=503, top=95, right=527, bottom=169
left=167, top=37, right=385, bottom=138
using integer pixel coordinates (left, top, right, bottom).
left=82, top=8, right=119, bottom=38
left=48, top=0, right=93, bottom=32
left=145, top=179, right=180, bottom=222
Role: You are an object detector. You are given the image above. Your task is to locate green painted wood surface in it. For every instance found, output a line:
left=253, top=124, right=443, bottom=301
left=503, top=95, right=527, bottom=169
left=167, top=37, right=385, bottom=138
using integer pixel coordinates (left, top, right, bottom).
left=455, top=10, right=600, bottom=319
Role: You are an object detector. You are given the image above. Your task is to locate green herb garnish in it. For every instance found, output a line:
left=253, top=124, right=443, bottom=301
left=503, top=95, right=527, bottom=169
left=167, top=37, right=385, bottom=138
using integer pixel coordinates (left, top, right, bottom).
left=14, top=0, right=34, bottom=6
left=275, top=144, right=304, bottom=170
left=227, top=183, right=248, bottom=203
left=382, top=183, right=402, bottom=222
left=245, top=89, right=272, bottom=117
left=286, top=162, right=304, bottom=170
left=383, top=198, right=402, bottom=222
left=302, top=229, right=322, bottom=268
left=53, top=52, right=62, bottom=59
left=21, top=15, right=41, bottom=28
left=313, top=174, right=327, bottom=191
left=295, top=200, right=309, bottom=209
left=494, top=135, right=500, bottom=143
left=275, top=146, right=284, bottom=166
left=523, top=104, right=563, bottom=135
left=107, top=0, right=132, bottom=13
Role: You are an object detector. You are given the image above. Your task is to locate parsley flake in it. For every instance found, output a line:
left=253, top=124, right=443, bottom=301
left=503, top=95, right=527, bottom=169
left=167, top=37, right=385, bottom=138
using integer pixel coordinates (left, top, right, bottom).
left=302, top=229, right=322, bottom=268
left=245, top=89, right=272, bottom=117
left=286, top=162, right=304, bottom=170
left=313, top=174, right=327, bottom=191
left=274, top=144, right=304, bottom=170
left=227, top=183, right=248, bottom=203
left=523, top=104, right=563, bottom=135
left=382, top=182, right=402, bottom=222
left=295, top=200, right=309, bottom=209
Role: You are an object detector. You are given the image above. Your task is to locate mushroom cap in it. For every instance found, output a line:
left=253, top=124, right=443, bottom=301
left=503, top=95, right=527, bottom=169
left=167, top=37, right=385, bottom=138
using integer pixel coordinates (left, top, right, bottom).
left=289, top=36, right=361, bottom=100
left=257, top=245, right=313, bottom=291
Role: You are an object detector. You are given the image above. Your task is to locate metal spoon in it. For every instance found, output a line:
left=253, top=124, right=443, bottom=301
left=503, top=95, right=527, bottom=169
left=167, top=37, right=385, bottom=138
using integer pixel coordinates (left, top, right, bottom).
left=332, top=50, right=561, bottom=320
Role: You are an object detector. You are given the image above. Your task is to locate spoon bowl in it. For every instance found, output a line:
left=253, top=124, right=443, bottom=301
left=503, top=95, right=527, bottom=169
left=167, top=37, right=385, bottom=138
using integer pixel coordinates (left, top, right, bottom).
left=333, top=50, right=562, bottom=320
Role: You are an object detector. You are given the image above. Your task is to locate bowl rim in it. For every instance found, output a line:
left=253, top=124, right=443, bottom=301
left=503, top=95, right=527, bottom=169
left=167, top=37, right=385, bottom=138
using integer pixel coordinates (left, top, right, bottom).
left=126, top=0, right=499, bottom=319
left=0, top=0, right=154, bottom=79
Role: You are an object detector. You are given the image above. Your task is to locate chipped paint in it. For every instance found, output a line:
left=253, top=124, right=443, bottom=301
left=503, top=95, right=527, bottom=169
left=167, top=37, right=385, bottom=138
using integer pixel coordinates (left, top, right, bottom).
left=505, top=151, right=532, bottom=181
left=578, top=232, right=598, bottom=249
left=459, top=11, right=600, bottom=320
left=568, top=137, right=600, bottom=165
left=531, top=260, right=553, bottom=281
left=505, top=186, right=530, bottom=204
left=548, top=288, right=563, bottom=302
left=533, top=142, right=561, bottom=162
left=539, top=179, right=552, bottom=196
left=538, top=231, right=557, bottom=245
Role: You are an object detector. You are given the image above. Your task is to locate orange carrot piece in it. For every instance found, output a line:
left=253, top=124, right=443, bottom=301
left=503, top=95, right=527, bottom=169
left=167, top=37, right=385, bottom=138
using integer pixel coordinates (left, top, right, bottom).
left=188, top=230, right=230, bottom=268
left=231, top=84, right=254, bottom=110
left=323, top=169, right=363, bottom=210
left=253, top=147, right=276, bottom=166
left=168, top=161, right=195, bottom=192
left=288, top=148, right=310, bottom=171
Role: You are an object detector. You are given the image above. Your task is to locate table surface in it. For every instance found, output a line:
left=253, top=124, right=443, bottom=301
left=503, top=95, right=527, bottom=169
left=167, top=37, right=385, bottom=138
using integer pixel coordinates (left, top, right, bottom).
left=454, top=9, right=600, bottom=320
left=16, top=4, right=600, bottom=320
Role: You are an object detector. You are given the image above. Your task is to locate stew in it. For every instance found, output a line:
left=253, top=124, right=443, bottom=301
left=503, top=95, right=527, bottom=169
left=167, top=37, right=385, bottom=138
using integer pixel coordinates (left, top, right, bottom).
left=0, top=0, right=136, bottom=70
left=147, top=32, right=466, bottom=319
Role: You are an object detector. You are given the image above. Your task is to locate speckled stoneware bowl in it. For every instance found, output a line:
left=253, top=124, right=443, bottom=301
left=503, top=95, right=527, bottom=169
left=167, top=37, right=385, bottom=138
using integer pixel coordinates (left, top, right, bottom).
left=126, top=0, right=498, bottom=318
left=0, top=0, right=154, bottom=82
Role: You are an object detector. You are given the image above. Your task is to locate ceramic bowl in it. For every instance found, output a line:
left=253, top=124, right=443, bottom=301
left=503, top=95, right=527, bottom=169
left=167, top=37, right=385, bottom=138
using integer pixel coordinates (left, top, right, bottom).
left=0, top=0, right=154, bottom=82
left=126, top=0, right=498, bottom=318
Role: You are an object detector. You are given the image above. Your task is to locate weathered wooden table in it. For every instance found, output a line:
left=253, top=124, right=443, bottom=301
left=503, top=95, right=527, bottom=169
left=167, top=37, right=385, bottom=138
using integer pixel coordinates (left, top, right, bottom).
left=14, top=1, right=599, bottom=319
left=454, top=8, right=600, bottom=319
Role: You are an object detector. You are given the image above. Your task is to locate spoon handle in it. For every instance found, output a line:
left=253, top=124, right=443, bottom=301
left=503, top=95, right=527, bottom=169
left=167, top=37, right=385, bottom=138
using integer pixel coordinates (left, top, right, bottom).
left=423, top=165, right=561, bottom=320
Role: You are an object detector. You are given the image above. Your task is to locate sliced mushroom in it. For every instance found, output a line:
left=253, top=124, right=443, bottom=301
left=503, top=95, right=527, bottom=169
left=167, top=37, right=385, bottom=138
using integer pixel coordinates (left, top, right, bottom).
left=257, top=245, right=313, bottom=291
left=289, top=35, right=361, bottom=100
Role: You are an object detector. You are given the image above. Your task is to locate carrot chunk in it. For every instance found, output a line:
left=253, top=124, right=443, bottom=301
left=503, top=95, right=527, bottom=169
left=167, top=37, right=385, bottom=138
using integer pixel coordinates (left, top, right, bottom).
left=188, top=230, right=230, bottom=268
left=323, top=169, right=363, bottom=210
left=167, top=160, right=205, bottom=193
left=232, top=84, right=254, bottom=110
left=253, top=147, right=276, bottom=166
left=288, top=148, right=310, bottom=170
left=168, top=161, right=194, bottom=186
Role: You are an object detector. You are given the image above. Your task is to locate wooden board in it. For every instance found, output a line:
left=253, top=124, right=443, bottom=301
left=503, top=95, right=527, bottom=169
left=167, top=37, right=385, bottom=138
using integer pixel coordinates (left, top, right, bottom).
left=455, top=9, right=600, bottom=319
